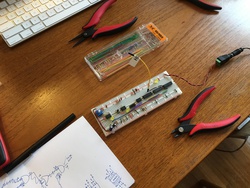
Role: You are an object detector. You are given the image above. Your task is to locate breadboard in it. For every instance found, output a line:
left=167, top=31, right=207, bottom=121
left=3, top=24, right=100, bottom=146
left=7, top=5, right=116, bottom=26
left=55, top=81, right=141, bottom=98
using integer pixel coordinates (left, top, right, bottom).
left=91, top=71, right=182, bottom=136
left=85, top=22, right=167, bottom=81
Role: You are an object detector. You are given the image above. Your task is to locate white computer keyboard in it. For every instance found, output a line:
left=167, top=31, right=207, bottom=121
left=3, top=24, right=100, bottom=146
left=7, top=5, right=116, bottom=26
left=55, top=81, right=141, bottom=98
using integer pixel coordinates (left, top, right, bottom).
left=0, top=0, right=101, bottom=47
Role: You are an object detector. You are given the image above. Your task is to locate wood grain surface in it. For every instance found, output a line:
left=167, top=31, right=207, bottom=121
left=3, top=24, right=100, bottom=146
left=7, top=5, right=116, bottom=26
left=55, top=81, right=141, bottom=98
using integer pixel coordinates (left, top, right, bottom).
left=0, top=0, right=249, bottom=187
left=176, top=138, right=250, bottom=188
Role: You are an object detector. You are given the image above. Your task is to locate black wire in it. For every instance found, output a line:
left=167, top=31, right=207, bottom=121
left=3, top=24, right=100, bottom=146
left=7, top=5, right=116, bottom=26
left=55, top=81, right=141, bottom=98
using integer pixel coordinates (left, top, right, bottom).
left=243, top=47, right=250, bottom=50
left=215, top=137, right=248, bottom=153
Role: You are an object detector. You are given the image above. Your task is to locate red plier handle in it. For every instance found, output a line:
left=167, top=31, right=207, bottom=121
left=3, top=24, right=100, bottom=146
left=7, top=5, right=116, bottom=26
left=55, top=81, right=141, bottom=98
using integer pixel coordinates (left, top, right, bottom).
left=186, top=0, right=222, bottom=11
left=189, top=114, right=241, bottom=136
left=83, top=0, right=137, bottom=38
left=178, top=86, right=215, bottom=122
left=0, top=132, right=10, bottom=169
left=92, top=17, right=138, bottom=39
left=83, top=0, right=117, bottom=29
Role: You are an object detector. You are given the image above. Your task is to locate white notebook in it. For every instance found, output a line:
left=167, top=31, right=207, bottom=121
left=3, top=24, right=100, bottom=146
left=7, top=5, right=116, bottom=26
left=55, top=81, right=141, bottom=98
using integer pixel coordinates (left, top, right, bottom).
left=0, top=116, right=134, bottom=188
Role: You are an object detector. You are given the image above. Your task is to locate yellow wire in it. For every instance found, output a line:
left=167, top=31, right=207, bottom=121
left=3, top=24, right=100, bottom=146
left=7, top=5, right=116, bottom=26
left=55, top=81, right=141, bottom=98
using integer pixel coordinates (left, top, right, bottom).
left=138, top=57, right=151, bottom=91
left=100, top=49, right=143, bottom=73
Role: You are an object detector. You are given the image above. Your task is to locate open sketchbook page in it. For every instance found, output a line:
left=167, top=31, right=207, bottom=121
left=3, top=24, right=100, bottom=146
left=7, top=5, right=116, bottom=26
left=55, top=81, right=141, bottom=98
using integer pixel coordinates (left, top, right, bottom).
left=0, top=116, right=134, bottom=188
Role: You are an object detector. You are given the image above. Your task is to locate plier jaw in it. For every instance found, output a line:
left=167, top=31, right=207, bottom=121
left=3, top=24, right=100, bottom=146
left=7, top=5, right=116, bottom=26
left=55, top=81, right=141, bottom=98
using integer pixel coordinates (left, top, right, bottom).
left=172, top=86, right=241, bottom=137
left=171, top=124, right=195, bottom=138
left=69, top=26, right=96, bottom=47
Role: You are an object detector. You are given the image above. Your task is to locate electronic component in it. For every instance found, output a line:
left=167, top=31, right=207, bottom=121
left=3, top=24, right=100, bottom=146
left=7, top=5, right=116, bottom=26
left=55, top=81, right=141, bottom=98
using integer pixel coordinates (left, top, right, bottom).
left=84, top=22, right=167, bottom=81
left=91, top=71, right=182, bottom=136
left=142, top=92, right=153, bottom=99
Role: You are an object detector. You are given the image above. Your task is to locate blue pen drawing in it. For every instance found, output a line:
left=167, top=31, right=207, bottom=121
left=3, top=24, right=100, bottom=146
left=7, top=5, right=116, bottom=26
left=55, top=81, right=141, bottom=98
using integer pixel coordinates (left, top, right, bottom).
left=84, top=174, right=101, bottom=188
left=105, top=165, right=127, bottom=188
left=1, top=155, right=72, bottom=188
left=83, top=165, right=127, bottom=188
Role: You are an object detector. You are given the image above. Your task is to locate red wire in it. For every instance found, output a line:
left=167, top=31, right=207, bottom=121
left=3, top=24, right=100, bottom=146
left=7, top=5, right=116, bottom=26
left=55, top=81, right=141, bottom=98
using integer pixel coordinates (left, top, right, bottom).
left=165, top=64, right=216, bottom=87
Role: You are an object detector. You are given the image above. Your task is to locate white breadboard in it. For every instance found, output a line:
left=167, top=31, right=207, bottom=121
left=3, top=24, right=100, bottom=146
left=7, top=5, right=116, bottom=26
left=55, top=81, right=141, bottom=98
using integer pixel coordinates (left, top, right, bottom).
left=91, top=71, right=182, bottom=136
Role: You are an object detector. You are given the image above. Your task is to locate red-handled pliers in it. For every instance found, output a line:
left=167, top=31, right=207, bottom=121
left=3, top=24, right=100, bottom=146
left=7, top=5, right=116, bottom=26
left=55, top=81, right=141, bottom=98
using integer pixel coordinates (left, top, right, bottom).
left=186, top=0, right=222, bottom=11
left=0, top=131, right=10, bottom=169
left=171, top=86, right=241, bottom=137
left=69, top=0, right=137, bottom=47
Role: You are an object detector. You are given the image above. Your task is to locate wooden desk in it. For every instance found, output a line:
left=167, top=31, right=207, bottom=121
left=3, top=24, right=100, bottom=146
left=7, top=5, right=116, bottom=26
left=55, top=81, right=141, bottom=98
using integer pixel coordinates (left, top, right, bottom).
left=0, top=0, right=249, bottom=187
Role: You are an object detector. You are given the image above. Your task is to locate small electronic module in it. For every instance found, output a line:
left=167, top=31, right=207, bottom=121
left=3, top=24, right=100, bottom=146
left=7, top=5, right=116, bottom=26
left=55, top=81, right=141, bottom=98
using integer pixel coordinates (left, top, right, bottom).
left=91, top=71, right=182, bottom=136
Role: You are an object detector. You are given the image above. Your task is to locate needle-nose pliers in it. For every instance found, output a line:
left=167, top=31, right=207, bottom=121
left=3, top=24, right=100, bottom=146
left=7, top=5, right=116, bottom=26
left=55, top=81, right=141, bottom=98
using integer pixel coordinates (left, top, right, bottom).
left=69, top=0, right=137, bottom=47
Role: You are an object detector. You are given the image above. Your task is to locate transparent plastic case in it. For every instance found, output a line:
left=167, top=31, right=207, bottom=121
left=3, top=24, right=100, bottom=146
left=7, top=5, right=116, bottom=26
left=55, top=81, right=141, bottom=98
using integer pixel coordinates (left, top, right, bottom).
left=84, top=22, right=168, bottom=81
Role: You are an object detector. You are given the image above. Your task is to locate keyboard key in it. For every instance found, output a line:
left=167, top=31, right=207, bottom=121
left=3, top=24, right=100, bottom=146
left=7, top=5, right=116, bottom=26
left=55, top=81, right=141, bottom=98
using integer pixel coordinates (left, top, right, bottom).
left=0, top=9, right=8, bottom=16
left=23, top=0, right=32, bottom=4
left=40, top=0, right=49, bottom=4
left=31, top=22, right=45, bottom=33
left=53, top=0, right=63, bottom=5
left=24, top=4, right=32, bottom=12
left=30, top=16, right=40, bottom=25
left=0, top=21, right=14, bottom=32
left=22, top=12, right=31, bottom=20
left=15, top=1, right=25, bottom=8
left=32, top=1, right=41, bottom=8
left=7, top=0, right=17, bottom=5
left=0, top=16, right=8, bottom=25
left=13, top=17, right=24, bottom=25
left=38, top=12, right=48, bottom=20
left=6, top=34, right=22, bottom=46
left=20, top=28, right=33, bottom=38
left=16, top=8, right=25, bottom=16
left=54, top=5, right=64, bottom=13
left=45, top=1, right=55, bottom=9
left=44, top=0, right=90, bottom=27
left=7, top=12, right=17, bottom=20
left=6, top=5, right=16, bottom=12
left=38, top=5, right=48, bottom=13
left=30, top=9, right=40, bottom=16
left=46, top=8, right=56, bottom=17
left=0, top=1, right=8, bottom=9
left=22, top=20, right=32, bottom=29
left=2, top=24, right=23, bottom=38
left=62, top=1, right=71, bottom=9
left=69, top=0, right=78, bottom=5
